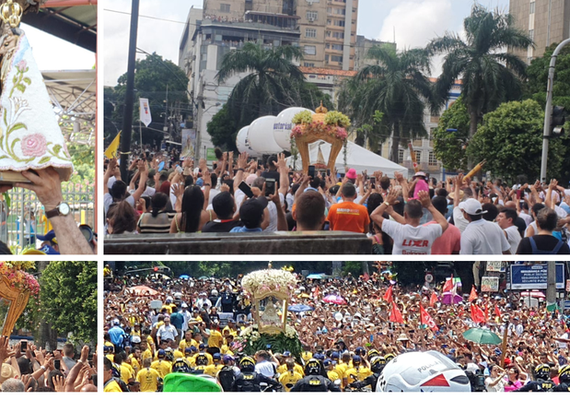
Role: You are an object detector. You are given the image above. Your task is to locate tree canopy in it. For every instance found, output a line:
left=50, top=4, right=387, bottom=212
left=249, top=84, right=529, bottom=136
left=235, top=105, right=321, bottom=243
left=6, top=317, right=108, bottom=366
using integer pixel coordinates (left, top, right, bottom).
left=428, top=3, right=532, bottom=166
left=338, top=45, right=435, bottom=161
left=467, top=99, right=565, bottom=181
left=432, top=97, right=470, bottom=171
left=39, top=261, right=97, bottom=344
left=105, top=53, right=189, bottom=147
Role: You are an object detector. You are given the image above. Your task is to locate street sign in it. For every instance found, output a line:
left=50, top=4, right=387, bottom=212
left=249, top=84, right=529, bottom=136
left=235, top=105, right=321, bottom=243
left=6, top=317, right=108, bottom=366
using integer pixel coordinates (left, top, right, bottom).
left=206, top=148, right=217, bottom=162
left=509, top=263, right=565, bottom=290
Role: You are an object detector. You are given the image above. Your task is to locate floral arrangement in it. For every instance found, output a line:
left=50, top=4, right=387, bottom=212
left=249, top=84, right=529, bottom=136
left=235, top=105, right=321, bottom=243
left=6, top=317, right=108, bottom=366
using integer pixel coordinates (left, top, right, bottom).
left=240, top=323, right=303, bottom=360
left=0, top=261, right=40, bottom=297
left=241, top=269, right=297, bottom=300
left=290, top=110, right=350, bottom=141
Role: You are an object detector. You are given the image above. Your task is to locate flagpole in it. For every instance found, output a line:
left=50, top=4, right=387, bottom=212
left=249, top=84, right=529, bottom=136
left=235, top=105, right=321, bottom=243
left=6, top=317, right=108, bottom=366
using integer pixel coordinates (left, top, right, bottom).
left=139, top=120, right=143, bottom=153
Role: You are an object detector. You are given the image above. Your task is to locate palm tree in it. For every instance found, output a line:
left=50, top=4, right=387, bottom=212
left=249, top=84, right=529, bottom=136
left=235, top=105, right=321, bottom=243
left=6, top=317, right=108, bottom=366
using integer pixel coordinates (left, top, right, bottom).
left=339, top=44, right=435, bottom=162
left=428, top=4, right=533, bottom=166
left=216, top=42, right=306, bottom=127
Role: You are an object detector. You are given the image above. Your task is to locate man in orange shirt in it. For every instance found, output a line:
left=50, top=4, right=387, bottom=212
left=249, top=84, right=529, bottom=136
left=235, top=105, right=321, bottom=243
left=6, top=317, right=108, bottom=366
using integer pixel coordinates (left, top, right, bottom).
left=326, top=183, right=369, bottom=233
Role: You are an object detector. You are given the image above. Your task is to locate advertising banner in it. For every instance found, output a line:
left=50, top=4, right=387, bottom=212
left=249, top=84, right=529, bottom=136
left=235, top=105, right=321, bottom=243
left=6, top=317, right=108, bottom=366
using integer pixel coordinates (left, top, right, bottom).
left=510, top=263, right=565, bottom=290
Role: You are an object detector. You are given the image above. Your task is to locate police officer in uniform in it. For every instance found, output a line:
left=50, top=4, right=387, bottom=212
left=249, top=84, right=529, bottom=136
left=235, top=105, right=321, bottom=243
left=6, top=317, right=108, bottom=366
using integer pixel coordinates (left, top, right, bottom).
left=554, top=365, right=570, bottom=392
left=515, top=364, right=556, bottom=392
left=232, top=356, right=281, bottom=392
left=290, top=359, right=341, bottom=392
left=348, top=356, right=386, bottom=392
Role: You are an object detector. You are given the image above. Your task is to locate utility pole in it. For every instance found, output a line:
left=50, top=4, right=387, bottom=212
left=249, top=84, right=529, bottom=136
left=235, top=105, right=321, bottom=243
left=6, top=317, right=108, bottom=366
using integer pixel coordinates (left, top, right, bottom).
left=119, top=0, right=140, bottom=181
left=540, top=38, right=570, bottom=181
left=546, top=261, right=557, bottom=312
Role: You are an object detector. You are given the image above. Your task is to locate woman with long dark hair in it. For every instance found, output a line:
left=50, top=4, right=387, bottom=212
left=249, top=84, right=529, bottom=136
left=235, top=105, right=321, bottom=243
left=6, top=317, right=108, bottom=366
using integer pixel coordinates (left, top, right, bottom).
left=137, top=192, right=175, bottom=234
left=170, top=169, right=216, bottom=233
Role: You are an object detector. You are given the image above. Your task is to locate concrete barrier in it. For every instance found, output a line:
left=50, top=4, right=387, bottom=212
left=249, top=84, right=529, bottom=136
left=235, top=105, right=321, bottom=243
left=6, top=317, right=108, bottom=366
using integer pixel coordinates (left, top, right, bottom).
left=104, top=231, right=372, bottom=254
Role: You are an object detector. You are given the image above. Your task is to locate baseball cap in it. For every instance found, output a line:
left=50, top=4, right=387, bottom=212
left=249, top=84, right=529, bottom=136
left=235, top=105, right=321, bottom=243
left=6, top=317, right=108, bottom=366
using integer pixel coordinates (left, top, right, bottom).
left=239, top=197, right=268, bottom=227
left=223, top=355, right=235, bottom=363
left=213, top=353, right=221, bottom=360
left=323, top=359, right=332, bottom=367
left=158, top=349, right=166, bottom=357
left=346, top=168, right=357, bottom=180
left=460, top=198, right=487, bottom=216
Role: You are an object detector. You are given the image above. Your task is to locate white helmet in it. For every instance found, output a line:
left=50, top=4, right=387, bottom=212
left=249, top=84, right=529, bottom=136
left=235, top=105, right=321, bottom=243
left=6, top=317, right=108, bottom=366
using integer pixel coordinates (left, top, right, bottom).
left=376, top=351, right=471, bottom=392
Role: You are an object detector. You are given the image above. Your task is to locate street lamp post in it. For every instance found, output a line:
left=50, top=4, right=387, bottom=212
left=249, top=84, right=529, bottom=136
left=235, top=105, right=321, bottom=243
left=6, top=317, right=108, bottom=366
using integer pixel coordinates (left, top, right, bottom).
left=540, top=38, right=570, bottom=182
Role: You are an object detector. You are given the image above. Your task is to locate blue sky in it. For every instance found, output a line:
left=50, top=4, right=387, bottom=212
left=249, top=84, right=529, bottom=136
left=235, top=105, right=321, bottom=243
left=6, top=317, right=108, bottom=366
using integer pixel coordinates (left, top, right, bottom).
left=103, top=0, right=511, bottom=85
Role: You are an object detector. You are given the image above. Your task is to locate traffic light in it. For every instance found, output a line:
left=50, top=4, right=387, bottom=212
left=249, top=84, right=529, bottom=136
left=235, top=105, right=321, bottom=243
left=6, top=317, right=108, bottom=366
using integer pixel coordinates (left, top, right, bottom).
left=550, top=106, right=566, bottom=138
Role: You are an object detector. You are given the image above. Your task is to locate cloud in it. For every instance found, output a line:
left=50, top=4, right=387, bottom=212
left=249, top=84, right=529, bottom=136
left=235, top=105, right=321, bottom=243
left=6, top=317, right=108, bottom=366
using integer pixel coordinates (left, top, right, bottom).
left=377, top=0, right=455, bottom=49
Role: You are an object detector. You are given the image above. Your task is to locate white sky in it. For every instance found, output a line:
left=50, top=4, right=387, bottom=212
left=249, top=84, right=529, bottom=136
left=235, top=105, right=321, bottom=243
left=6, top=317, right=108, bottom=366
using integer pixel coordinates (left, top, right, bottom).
left=102, top=0, right=510, bottom=86
left=21, top=23, right=94, bottom=70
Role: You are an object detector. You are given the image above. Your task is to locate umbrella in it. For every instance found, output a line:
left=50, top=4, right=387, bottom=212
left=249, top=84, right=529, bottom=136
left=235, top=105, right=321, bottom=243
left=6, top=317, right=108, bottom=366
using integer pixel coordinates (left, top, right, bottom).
left=440, top=292, right=463, bottom=305
left=307, top=273, right=325, bottom=279
left=179, top=275, right=190, bottom=280
left=288, top=304, right=314, bottom=313
left=323, top=295, right=347, bottom=305
left=521, top=291, right=545, bottom=298
left=463, top=328, right=502, bottom=345
left=128, top=285, right=158, bottom=296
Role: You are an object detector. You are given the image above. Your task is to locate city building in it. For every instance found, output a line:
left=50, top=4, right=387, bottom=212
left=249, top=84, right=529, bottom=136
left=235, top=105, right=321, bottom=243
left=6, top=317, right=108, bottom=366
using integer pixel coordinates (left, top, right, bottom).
left=179, top=5, right=301, bottom=160
left=354, top=35, right=396, bottom=70
left=509, top=0, right=570, bottom=63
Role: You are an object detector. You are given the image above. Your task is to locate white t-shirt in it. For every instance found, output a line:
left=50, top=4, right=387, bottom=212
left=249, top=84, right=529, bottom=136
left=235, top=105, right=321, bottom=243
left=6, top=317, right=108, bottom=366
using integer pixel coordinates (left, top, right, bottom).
left=525, top=220, right=538, bottom=237
left=264, top=193, right=285, bottom=232
left=485, top=376, right=505, bottom=392
left=519, top=211, right=532, bottom=227
left=382, top=219, right=443, bottom=255
left=452, top=202, right=469, bottom=233
left=460, top=219, right=511, bottom=255
left=504, top=224, right=521, bottom=255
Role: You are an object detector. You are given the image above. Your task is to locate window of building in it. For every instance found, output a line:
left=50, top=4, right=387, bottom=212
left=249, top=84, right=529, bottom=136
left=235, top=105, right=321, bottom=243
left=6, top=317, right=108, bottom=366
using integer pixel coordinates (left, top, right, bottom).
left=334, top=7, right=346, bottom=15
left=334, top=19, right=345, bottom=27
left=415, top=150, right=422, bottom=164
left=529, top=1, right=535, bottom=14
left=331, top=55, right=343, bottom=62
left=331, top=31, right=344, bottom=39
left=398, top=149, right=404, bottom=164
left=306, top=11, right=318, bottom=21
left=304, top=45, right=316, bottom=55
left=220, top=3, right=231, bottom=13
left=428, top=151, right=438, bottom=166
left=305, top=28, right=317, bottom=38
left=331, top=44, right=343, bottom=51
left=304, top=62, right=315, bottom=67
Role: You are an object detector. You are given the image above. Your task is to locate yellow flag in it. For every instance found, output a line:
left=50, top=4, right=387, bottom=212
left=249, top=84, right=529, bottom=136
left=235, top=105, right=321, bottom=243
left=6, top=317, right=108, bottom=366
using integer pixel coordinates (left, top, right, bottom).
left=105, top=131, right=121, bottom=159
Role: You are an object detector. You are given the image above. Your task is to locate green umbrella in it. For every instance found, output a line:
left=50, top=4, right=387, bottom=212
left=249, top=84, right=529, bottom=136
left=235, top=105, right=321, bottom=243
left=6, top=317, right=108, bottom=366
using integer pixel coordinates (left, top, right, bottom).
left=462, top=328, right=502, bottom=345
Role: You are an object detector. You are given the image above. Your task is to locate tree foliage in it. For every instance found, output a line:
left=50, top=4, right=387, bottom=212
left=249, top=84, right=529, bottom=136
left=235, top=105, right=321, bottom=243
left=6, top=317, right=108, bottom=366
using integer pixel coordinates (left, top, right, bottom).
left=207, top=104, right=238, bottom=152
left=467, top=99, right=565, bottom=182
left=39, top=261, right=97, bottom=344
left=338, top=44, right=434, bottom=161
left=105, top=53, right=189, bottom=147
left=428, top=4, right=532, bottom=147
left=432, top=97, right=470, bottom=171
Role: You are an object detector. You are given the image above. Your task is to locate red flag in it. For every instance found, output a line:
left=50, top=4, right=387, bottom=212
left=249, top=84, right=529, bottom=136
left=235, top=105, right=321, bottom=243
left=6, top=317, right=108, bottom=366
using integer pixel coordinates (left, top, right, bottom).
left=420, top=304, right=438, bottom=332
left=442, top=275, right=454, bottom=292
left=470, top=304, right=486, bottom=323
left=468, top=286, right=478, bottom=302
left=430, top=292, right=438, bottom=307
left=363, top=272, right=370, bottom=282
left=383, top=285, right=393, bottom=302
left=484, top=303, right=489, bottom=321
left=313, top=286, right=320, bottom=300
left=389, top=301, right=404, bottom=324
left=494, top=304, right=501, bottom=319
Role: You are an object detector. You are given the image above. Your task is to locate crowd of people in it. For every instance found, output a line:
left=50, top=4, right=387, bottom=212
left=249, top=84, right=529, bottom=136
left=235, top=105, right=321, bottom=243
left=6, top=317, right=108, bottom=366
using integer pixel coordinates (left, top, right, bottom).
left=0, top=336, right=97, bottom=392
left=103, top=147, right=570, bottom=255
left=103, top=269, right=570, bottom=392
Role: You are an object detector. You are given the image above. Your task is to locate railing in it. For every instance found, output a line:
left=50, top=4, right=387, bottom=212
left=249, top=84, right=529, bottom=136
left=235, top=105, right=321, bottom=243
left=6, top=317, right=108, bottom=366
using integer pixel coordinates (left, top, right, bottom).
left=1, top=182, right=95, bottom=251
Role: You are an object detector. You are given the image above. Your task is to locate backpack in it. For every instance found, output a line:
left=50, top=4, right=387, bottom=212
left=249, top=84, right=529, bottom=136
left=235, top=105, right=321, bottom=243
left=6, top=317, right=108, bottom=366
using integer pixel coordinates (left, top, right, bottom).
left=218, top=366, right=236, bottom=391
left=529, top=236, right=564, bottom=254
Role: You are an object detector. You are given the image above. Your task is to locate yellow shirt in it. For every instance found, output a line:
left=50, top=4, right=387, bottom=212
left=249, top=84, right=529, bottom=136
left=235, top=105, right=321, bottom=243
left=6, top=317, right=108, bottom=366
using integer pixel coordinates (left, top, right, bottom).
left=136, top=367, right=161, bottom=392
left=208, top=330, right=224, bottom=348
left=173, top=350, right=184, bottom=360
left=150, top=360, right=172, bottom=378
left=277, top=363, right=304, bottom=376
left=344, top=366, right=372, bottom=384
left=327, top=370, right=341, bottom=382
left=203, top=364, right=223, bottom=377
left=179, top=339, right=199, bottom=351
left=162, top=304, right=173, bottom=314
left=279, top=370, right=303, bottom=392
left=128, top=356, right=141, bottom=375
left=120, top=362, right=135, bottom=383
left=105, top=354, right=115, bottom=363
left=222, top=326, right=237, bottom=337
left=104, top=379, right=122, bottom=392
left=141, top=349, right=154, bottom=363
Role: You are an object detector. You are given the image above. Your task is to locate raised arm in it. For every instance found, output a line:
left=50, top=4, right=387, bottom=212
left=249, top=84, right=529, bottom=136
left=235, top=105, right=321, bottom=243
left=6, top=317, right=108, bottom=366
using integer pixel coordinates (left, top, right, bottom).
left=370, top=191, right=399, bottom=230
left=419, top=190, right=448, bottom=233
